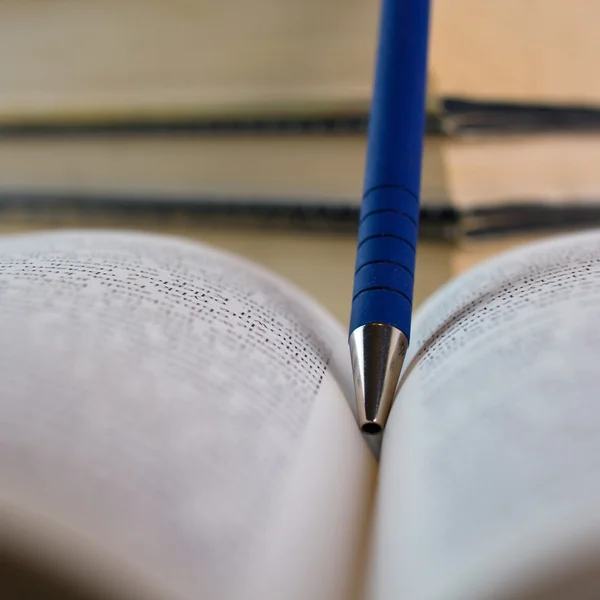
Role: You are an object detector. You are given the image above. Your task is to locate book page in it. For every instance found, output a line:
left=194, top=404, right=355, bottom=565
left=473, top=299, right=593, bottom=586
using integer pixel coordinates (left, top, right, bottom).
left=430, top=0, right=600, bottom=104
left=371, top=230, right=600, bottom=600
left=445, top=134, right=600, bottom=210
left=0, top=230, right=375, bottom=600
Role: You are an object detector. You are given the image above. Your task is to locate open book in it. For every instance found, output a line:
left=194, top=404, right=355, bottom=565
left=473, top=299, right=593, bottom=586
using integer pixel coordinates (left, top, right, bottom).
left=2, top=229, right=600, bottom=600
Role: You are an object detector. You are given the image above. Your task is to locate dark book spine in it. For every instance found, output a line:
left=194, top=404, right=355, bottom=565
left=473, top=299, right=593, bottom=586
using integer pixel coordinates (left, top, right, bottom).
left=0, top=112, right=446, bottom=139
left=441, top=98, right=600, bottom=136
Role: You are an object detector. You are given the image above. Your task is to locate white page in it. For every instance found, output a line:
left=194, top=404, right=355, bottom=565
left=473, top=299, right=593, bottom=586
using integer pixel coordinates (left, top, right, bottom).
left=0, top=230, right=375, bottom=600
left=372, top=229, right=600, bottom=600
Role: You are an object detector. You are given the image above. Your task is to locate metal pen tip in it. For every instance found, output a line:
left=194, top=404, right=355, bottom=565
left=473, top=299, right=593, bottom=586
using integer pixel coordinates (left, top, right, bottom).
left=349, top=324, right=408, bottom=434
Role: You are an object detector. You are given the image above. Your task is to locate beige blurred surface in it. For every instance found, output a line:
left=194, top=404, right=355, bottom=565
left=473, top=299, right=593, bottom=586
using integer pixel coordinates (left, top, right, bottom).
left=1, top=0, right=597, bottom=122
left=0, top=0, right=378, bottom=122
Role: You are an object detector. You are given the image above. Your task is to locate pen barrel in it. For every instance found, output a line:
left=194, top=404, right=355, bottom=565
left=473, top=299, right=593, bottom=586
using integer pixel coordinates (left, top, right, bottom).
left=350, top=0, right=430, bottom=339
left=364, top=0, right=430, bottom=195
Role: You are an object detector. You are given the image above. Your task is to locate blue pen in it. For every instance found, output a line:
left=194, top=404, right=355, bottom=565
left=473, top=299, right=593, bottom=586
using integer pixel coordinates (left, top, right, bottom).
left=349, top=0, right=430, bottom=434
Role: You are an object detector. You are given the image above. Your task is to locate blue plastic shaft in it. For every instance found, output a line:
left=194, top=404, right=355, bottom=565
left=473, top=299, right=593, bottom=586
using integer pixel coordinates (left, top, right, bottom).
left=349, top=0, right=430, bottom=340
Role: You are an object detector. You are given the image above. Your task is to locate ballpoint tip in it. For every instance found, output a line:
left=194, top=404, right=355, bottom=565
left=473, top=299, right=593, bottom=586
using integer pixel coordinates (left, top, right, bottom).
left=360, top=421, right=383, bottom=435
left=349, top=323, right=408, bottom=435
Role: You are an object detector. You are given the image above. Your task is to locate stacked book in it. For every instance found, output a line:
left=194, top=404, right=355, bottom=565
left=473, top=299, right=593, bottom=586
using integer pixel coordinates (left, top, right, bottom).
left=1, top=0, right=599, bottom=239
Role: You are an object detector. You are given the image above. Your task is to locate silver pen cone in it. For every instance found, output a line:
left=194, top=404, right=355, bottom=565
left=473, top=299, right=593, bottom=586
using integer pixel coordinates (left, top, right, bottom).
left=349, top=323, right=409, bottom=435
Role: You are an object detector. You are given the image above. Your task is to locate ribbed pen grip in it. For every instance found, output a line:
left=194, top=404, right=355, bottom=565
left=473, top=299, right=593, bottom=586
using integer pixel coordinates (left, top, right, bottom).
left=349, top=187, right=418, bottom=337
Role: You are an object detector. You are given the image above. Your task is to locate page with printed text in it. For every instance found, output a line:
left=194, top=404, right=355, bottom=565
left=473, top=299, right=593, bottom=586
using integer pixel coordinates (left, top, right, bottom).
left=372, top=230, right=600, bottom=600
left=0, top=230, right=375, bottom=600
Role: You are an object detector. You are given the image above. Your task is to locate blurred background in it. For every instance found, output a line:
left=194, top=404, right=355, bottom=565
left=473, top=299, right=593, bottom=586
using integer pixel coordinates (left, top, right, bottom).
left=1, top=0, right=599, bottom=324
